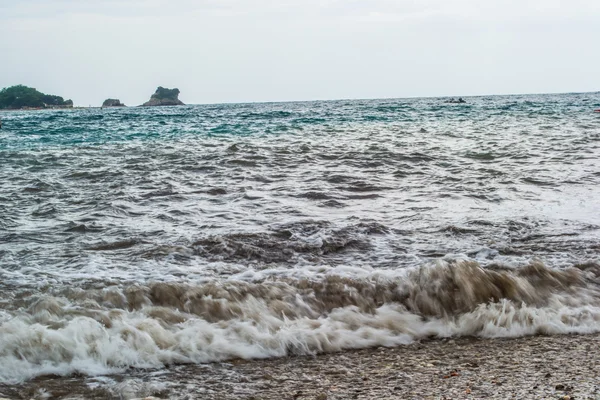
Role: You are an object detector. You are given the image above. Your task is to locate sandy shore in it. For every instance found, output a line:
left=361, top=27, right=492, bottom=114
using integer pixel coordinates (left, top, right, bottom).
left=1, top=333, right=599, bottom=399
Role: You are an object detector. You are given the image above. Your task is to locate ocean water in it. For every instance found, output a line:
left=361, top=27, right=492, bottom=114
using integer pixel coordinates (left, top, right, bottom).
left=1, top=93, right=600, bottom=390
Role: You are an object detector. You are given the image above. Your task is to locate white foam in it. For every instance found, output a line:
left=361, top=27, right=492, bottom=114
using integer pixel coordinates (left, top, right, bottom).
left=1, top=285, right=600, bottom=384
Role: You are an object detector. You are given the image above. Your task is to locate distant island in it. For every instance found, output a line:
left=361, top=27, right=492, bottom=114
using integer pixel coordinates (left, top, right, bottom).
left=102, top=99, right=126, bottom=107
left=142, top=87, right=185, bottom=106
left=0, top=85, right=73, bottom=110
left=0, top=85, right=186, bottom=110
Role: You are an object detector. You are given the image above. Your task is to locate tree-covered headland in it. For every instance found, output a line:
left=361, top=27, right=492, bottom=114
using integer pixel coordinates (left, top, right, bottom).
left=0, top=85, right=73, bottom=109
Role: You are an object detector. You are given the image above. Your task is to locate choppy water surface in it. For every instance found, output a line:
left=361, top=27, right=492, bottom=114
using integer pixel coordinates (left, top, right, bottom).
left=1, top=93, right=600, bottom=392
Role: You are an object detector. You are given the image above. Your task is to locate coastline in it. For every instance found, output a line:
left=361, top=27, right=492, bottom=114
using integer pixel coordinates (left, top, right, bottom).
left=1, top=333, right=598, bottom=399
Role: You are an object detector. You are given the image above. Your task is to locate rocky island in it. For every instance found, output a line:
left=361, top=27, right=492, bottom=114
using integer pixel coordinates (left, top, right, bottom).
left=0, top=85, right=73, bottom=110
left=142, top=87, right=185, bottom=106
left=102, top=98, right=126, bottom=107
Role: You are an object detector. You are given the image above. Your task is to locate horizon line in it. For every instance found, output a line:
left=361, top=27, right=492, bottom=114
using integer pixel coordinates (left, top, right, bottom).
left=182, top=89, right=600, bottom=107
left=75, top=89, right=600, bottom=108
left=1, top=85, right=599, bottom=109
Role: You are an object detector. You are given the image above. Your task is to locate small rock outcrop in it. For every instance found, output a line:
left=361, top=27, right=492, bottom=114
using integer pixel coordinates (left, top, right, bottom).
left=142, top=87, right=185, bottom=107
left=102, top=99, right=125, bottom=107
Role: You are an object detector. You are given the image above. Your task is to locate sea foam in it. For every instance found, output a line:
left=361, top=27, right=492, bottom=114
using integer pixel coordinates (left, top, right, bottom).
left=1, top=260, right=599, bottom=383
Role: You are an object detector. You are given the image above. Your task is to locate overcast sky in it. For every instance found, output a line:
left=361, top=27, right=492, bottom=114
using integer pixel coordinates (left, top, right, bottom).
left=0, top=0, right=598, bottom=106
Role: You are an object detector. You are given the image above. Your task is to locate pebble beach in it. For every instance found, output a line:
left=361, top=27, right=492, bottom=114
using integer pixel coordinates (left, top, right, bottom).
left=1, top=333, right=598, bottom=399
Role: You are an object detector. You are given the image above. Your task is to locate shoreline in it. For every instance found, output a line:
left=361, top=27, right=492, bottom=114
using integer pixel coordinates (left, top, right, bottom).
left=1, top=332, right=598, bottom=399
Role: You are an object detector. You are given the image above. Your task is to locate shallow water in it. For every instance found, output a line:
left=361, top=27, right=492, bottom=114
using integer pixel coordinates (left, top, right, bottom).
left=1, top=93, right=600, bottom=392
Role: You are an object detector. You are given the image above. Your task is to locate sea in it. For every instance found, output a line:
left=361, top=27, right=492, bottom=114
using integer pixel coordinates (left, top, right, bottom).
left=1, top=93, right=599, bottom=397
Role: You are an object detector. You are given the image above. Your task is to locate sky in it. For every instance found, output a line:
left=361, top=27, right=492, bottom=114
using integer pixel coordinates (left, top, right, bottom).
left=0, top=0, right=598, bottom=106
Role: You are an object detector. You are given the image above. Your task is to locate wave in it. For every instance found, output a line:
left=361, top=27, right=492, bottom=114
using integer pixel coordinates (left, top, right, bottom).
left=1, top=260, right=600, bottom=384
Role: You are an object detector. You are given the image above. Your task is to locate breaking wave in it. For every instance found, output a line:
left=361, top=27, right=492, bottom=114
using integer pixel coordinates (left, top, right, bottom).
left=2, top=260, right=600, bottom=384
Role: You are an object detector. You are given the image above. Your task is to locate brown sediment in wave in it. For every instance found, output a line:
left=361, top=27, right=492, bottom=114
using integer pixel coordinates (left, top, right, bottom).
left=405, top=261, right=585, bottom=317
left=12, top=261, right=600, bottom=322
left=119, top=261, right=596, bottom=319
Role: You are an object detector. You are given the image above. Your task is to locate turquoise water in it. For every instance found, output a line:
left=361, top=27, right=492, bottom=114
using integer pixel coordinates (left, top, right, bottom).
left=2, top=93, right=598, bottom=149
left=0, top=93, right=600, bottom=395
